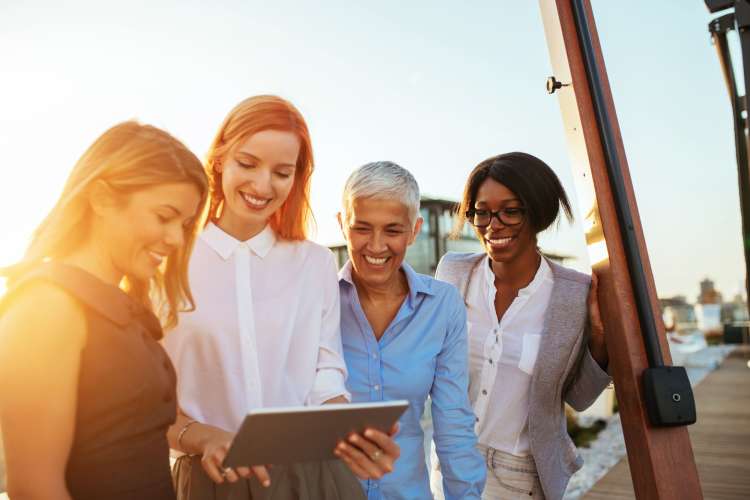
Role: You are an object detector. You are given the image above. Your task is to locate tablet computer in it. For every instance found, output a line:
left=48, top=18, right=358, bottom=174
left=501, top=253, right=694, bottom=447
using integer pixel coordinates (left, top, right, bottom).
left=222, top=400, right=409, bottom=467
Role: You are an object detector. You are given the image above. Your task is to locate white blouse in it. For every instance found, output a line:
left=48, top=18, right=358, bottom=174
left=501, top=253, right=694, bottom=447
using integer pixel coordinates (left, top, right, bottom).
left=466, top=256, right=553, bottom=456
left=163, top=223, right=349, bottom=432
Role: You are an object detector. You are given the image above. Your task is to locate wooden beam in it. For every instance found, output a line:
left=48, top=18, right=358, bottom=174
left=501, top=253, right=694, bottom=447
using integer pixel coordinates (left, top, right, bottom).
left=539, top=1, right=703, bottom=498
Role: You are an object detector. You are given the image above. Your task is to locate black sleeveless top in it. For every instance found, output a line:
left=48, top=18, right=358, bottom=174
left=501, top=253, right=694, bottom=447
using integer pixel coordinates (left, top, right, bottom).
left=3, top=263, right=177, bottom=500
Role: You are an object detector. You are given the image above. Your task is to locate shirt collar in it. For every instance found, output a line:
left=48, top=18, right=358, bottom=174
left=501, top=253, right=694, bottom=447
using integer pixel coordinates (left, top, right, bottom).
left=200, top=222, right=276, bottom=260
left=481, top=253, right=552, bottom=297
left=338, top=259, right=434, bottom=305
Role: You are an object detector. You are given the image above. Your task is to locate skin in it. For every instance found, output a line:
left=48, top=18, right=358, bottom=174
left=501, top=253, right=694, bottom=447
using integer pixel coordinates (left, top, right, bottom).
left=0, top=182, right=202, bottom=500
left=473, top=177, right=607, bottom=367
left=216, top=129, right=299, bottom=241
left=169, top=132, right=401, bottom=486
left=338, top=197, right=422, bottom=340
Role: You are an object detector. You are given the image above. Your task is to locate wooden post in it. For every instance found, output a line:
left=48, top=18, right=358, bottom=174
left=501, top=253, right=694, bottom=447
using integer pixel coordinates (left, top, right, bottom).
left=539, top=1, right=703, bottom=498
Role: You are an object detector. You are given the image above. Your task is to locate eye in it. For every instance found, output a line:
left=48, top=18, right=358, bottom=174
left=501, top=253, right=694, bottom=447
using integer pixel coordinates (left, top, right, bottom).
left=474, top=209, right=490, bottom=217
left=156, top=213, right=170, bottom=223
left=275, top=171, right=292, bottom=179
left=504, top=208, right=523, bottom=215
left=237, top=161, right=256, bottom=169
left=386, top=229, right=404, bottom=235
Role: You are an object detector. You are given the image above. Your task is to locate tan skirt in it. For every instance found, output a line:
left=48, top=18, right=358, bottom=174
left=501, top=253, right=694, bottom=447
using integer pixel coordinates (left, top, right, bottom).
left=172, top=455, right=366, bottom=500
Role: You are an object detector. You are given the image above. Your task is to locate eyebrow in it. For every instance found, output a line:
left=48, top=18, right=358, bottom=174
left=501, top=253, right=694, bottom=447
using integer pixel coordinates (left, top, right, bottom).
left=475, top=198, right=522, bottom=206
left=235, top=151, right=296, bottom=169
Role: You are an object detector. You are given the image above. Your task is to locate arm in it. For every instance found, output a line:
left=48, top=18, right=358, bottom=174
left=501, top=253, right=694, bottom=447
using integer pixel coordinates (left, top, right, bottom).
left=565, top=274, right=612, bottom=411
left=0, top=283, right=85, bottom=500
left=166, top=409, right=270, bottom=486
left=307, top=252, right=350, bottom=405
left=431, top=290, right=485, bottom=500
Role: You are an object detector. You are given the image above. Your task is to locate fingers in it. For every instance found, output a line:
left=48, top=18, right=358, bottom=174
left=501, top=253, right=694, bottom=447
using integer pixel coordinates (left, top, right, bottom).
left=334, top=445, right=370, bottom=479
left=201, top=451, right=227, bottom=484
left=363, top=428, right=400, bottom=460
left=236, top=466, right=252, bottom=478
left=252, top=465, right=271, bottom=487
left=335, top=440, right=385, bottom=479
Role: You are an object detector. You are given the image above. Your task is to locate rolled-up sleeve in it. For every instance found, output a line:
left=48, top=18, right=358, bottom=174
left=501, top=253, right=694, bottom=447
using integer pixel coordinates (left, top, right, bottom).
left=431, top=288, right=485, bottom=499
left=565, top=346, right=612, bottom=411
left=307, top=252, right=350, bottom=406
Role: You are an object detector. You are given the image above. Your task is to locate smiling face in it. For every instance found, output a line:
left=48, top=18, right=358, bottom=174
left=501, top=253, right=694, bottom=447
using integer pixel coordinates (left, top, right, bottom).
left=217, top=129, right=300, bottom=240
left=100, top=182, right=202, bottom=282
left=473, top=177, right=537, bottom=264
left=339, top=197, right=422, bottom=290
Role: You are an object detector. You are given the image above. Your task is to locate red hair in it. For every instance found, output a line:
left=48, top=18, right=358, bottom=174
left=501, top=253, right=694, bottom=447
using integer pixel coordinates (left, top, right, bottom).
left=205, top=95, right=314, bottom=240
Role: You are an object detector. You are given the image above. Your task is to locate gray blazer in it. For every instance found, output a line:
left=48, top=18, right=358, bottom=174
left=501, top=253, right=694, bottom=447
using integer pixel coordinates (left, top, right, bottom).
left=435, top=252, right=611, bottom=500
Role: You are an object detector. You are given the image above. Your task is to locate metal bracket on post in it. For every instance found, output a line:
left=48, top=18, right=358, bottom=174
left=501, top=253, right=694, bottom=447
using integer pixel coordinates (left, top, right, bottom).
left=706, top=0, right=750, bottom=316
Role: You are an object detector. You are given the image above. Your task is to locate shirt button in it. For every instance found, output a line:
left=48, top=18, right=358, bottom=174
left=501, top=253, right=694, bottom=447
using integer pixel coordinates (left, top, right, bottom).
left=372, top=482, right=379, bottom=488
left=475, top=417, right=479, bottom=422
left=488, top=358, right=493, bottom=365
left=482, top=389, right=488, bottom=395
left=374, top=385, right=380, bottom=391
left=372, top=353, right=378, bottom=359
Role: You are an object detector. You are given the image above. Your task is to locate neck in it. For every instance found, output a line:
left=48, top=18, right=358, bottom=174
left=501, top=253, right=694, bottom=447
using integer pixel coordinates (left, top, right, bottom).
left=352, top=269, right=408, bottom=303
left=490, top=247, right=541, bottom=290
left=216, top=212, right=266, bottom=241
left=62, top=239, right=123, bottom=286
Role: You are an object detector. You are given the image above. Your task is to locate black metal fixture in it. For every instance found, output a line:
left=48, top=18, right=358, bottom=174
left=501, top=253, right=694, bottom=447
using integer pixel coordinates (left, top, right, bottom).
left=546, top=76, right=570, bottom=94
left=570, top=0, right=696, bottom=427
left=705, top=0, right=750, bottom=318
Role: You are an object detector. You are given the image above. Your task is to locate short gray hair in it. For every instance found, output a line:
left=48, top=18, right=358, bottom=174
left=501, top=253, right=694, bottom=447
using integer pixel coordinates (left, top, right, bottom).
left=342, top=161, right=421, bottom=224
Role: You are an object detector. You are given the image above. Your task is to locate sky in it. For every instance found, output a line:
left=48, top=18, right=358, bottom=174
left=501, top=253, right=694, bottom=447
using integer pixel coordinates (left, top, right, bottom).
left=0, top=0, right=745, bottom=301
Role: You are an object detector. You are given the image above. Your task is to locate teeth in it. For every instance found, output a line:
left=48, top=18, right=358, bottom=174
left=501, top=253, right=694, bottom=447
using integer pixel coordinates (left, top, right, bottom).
left=241, top=192, right=271, bottom=207
left=364, top=256, right=388, bottom=265
left=149, top=251, right=165, bottom=264
left=488, top=237, right=512, bottom=246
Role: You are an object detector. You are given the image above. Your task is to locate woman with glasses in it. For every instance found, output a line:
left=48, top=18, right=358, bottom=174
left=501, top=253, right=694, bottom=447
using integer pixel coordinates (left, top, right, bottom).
left=434, top=152, right=610, bottom=500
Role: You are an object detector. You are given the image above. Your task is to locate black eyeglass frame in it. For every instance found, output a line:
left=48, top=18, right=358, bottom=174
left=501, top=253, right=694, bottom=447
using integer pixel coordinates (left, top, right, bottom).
left=464, top=207, right=527, bottom=227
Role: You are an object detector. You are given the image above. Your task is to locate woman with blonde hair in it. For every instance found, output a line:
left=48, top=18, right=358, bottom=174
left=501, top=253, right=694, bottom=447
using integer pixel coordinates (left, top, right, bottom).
left=0, top=121, right=209, bottom=500
left=164, top=95, right=399, bottom=499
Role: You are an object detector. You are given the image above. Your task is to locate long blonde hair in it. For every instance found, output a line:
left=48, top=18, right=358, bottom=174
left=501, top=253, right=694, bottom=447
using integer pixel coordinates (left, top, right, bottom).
left=1, top=121, right=209, bottom=330
left=205, top=95, right=315, bottom=240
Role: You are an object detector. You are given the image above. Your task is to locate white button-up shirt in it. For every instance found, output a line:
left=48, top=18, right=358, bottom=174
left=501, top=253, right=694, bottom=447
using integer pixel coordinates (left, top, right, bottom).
left=466, top=256, right=553, bottom=455
left=163, top=223, right=349, bottom=432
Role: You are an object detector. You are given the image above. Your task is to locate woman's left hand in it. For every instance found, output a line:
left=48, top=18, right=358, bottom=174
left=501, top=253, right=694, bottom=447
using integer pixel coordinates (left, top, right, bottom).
left=588, top=272, right=608, bottom=369
left=334, top=423, right=400, bottom=480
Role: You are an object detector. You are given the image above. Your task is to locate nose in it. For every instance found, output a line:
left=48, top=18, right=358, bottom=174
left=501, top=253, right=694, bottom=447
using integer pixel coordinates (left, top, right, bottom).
left=366, top=230, right=387, bottom=253
left=488, top=214, right=506, bottom=231
left=248, top=167, right=273, bottom=197
left=164, top=223, right=186, bottom=250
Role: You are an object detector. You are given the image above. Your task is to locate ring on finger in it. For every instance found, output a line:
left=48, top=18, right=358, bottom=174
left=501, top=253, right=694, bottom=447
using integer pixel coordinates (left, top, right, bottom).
left=370, top=448, right=383, bottom=461
left=221, top=467, right=233, bottom=477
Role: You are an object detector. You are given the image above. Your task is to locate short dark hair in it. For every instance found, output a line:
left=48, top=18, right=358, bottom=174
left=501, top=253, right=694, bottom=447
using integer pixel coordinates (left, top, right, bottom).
left=452, top=152, right=573, bottom=237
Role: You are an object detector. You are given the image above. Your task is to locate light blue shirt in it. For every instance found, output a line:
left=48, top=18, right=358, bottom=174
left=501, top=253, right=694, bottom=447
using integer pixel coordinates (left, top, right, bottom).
left=339, top=261, right=485, bottom=500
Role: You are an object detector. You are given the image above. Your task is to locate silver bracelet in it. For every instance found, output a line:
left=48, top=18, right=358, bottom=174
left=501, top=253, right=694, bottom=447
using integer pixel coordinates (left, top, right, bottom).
left=177, top=419, right=198, bottom=450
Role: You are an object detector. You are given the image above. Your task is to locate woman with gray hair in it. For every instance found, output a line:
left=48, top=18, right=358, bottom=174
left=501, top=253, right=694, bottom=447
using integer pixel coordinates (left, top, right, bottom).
left=336, top=161, right=485, bottom=499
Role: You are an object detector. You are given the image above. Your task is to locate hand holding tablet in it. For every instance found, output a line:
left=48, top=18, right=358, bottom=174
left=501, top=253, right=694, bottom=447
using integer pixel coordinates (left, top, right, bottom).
left=222, top=400, right=408, bottom=469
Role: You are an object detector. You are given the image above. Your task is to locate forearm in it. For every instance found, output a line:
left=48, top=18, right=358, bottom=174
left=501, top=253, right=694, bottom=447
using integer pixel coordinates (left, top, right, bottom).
left=6, top=479, right=71, bottom=500
left=167, top=412, right=231, bottom=455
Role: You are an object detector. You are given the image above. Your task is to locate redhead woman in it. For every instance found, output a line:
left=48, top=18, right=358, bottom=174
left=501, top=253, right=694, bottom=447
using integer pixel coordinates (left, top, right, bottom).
left=0, top=122, right=208, bottom=500
left=163, top=96, right=399, bottom=499
left=434, top=152, right=610, bottom=500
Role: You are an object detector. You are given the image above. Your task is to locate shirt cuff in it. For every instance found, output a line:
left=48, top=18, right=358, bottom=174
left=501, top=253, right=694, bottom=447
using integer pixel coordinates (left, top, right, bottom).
left=307, top=367, right=351, bottom=406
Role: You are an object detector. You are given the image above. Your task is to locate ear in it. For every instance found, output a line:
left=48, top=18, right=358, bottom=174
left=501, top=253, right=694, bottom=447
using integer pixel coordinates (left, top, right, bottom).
left=336, top=212, right=347, bottom=240
left=409, top=217, right=423, bottom=244
left=213, top=158, right=223, bottom=174
left=88, top=180, right=119, bottom=217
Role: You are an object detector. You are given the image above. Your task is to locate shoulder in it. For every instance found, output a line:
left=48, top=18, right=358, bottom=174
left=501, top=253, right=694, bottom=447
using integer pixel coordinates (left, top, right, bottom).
left=435, top=251, right=484, bottom=283
left=1, top=281, right=87, bottom=349
left=289, top=239, right=336, bottom=263
left=547, top=259, right=591, bottom=287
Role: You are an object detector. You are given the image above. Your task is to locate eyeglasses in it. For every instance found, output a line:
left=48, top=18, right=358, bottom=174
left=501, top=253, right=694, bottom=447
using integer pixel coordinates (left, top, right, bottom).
left=465, top=207, right=526, bottom=227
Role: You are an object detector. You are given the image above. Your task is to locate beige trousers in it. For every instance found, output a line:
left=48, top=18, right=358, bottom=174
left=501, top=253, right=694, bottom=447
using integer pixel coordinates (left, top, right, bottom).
left=479, top=445, right=545, bottom=500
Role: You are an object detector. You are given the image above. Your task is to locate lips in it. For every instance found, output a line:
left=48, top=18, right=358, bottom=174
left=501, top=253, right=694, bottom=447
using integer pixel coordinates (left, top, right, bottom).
left=147, top=250, right=166, bottom=266
left=363, top=255, right=389, bottom=265
left=240, top=191, right=271, bottom=209
left=485, top=235, right=515, bottom=249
